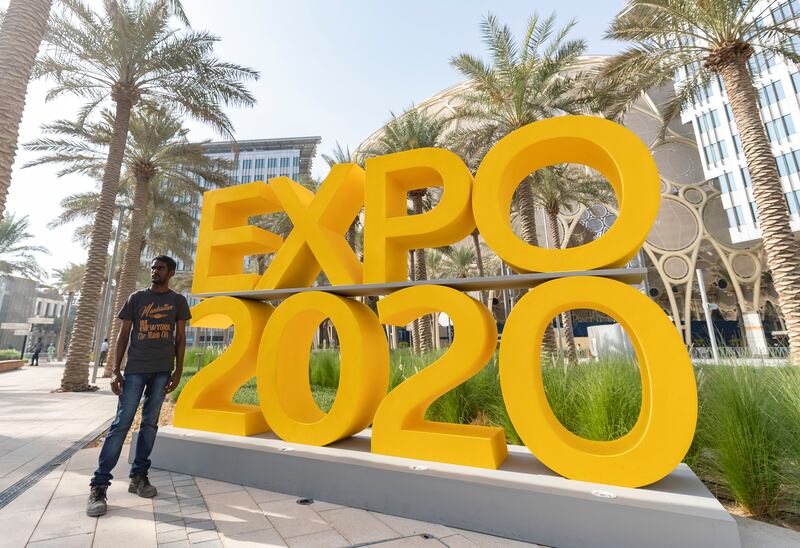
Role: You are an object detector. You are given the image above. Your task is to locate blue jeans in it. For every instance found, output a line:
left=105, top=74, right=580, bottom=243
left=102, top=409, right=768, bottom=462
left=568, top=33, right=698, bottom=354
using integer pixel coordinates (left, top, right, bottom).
left=91, top=371, right=171, bottom=487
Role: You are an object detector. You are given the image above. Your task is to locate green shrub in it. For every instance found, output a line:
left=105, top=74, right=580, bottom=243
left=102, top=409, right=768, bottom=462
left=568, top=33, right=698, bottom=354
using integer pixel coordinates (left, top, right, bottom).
left=0, top=349, right=22, bottom=360
left=693, top=365, right=800, bottom=517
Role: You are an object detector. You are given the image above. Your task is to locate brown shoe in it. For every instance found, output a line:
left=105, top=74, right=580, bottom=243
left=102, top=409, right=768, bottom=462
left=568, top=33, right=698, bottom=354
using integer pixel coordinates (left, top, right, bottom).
left=128, top=473, right=157, bottom=498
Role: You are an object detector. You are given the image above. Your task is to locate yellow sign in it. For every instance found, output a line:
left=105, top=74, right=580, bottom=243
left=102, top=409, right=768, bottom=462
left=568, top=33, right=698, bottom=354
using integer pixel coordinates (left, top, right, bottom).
left=174, top=116, right=698, bottom=488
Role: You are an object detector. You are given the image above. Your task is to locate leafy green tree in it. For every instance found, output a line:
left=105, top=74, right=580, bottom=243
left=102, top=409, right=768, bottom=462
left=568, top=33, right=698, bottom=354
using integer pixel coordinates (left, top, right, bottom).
left=53, top=262, right=84, bottom=360
left=600, top=0, right=800, bottom=363
left=530, top=166, right=615, bottom=363
left=362, top=109, right=447, bottom=353
left=36, top=0, right=258, bottom=390
left=449, top=13, right=588, bottom=247
left=27, top=106, right=230, bottom=376
left=0, top=213, right=46, bottom=279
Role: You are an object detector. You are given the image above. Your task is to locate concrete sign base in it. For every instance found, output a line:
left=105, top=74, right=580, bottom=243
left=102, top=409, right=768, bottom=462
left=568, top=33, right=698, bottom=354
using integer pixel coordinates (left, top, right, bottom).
left=135, top=426, right=741, bottom=548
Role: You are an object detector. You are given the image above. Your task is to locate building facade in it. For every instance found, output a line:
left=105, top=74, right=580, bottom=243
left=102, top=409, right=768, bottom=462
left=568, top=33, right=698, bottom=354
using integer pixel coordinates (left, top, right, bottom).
left=677, top=0, right=800, bottom=244
left=177, top=136, right=322, bottom=273
left=0, top=276, right=37, bottom=351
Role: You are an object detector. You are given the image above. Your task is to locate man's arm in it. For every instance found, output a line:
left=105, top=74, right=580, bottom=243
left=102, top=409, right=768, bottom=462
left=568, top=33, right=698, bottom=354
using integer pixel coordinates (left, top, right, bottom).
left=167, top=319, right=186, bottom=393
left=111, top=319, right=132, bottom=395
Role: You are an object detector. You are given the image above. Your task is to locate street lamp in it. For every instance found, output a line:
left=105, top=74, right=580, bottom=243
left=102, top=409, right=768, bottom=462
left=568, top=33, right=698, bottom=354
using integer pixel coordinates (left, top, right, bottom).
left=91, top=204, right=134, bottom=383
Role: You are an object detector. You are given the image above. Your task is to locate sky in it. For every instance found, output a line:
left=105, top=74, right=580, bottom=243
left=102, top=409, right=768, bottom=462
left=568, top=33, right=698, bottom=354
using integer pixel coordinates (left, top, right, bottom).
left=3, top=0, right=626, bottom=282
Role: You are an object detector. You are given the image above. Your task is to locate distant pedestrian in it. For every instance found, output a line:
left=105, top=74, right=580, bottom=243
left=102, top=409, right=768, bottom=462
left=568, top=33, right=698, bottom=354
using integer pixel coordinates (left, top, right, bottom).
left=30, top=338, right=44, bottom=366
left=47, top=343, right=55, bottom=363
left=98, top=339, right=109, bottom=369
left=86, top=255, right=190, bottom=518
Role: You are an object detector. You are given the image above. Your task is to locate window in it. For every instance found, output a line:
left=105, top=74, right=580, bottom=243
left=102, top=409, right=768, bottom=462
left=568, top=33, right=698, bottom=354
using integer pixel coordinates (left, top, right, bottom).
left=792, top=73, right=800, bottom=95
left=757, top=81, right=785, bottom=108
left=267, top=158, right=277, bottom=168
left=693, top=82, right=715, bottom=104
left=787, top=190, right=800, bottom=214
left=703, top=140, right=728, bottom=165
left=772, top=0, right=800, bottom=23
left=255, top=159, right=265, bottom=169
left=725, top=206, right=747, bottom=228
left=280, top=157, right=290, bottom=168
left=733, top=134, right=742, bottom=155
left=255, top=173, right=264, bottom=181
left=725, top=103, right=734, bottom=123
left=765, top=114, right=795, bottom=142
left=741, top=167, right=752, bottom=188
left=242, top=159, right=253, bottom=171
left=242, top=175, right=252, bottom=183
left=776, top=150, right=800, bottom=177
left=696, top=110, right=721, bottom=134
left=748, top=52, right=775, bottom=75
left=749, top=201, right=760, bottom=228
left=292, top=157, right=300, bottom=167
left=280, top=171, right=290, bottom=177
left=717, top=172, right=736, bottom=193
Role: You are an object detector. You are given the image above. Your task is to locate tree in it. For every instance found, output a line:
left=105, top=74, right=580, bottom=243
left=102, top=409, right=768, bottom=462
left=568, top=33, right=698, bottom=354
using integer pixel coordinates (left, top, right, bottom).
left=322, top=142, right=363, bottom=250
left=53, top=262, right=84, bottom=360
left=600, top=0, right=800, bottom=364
left=362, top=109, right=448, bottom=353
left=36, top=0, right=258, bottom=390
left=0, top=213, right=46, bottom=279
left=530, top=166, right=615, bottom=363
left=27, top=106, right=230, bottom=375
left=449, top=13, right=588, bottom=247
left=442, top=243, right=478, bottom=279
left=0, top=0, right=53, bottom=222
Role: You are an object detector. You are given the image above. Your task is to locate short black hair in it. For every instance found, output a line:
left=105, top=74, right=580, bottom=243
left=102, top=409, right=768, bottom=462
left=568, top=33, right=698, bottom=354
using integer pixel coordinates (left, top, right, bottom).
left=152, top=255, right=177, bottom=272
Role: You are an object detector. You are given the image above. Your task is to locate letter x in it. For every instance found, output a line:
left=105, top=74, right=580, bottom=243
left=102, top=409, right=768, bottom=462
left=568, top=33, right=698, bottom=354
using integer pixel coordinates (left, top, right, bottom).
left=256, top=164, right=365, bottom=290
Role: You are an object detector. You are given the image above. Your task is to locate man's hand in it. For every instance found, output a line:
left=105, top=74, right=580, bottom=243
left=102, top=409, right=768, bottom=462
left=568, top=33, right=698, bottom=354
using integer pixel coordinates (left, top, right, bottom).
left=166, top=371, right=181, bottom=394
left=110, top=371, right=124, bottom=395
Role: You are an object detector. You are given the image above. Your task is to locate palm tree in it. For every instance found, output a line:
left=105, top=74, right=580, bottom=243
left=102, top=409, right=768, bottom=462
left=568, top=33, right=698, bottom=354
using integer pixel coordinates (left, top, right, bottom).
left=0, top=0, right=53, bottom=223
left=322, top=142, right=363, bottom=250
left=530, top=166, right=615, bottom=363
left=27, top=106, right=230, bottom=376
left=442, top=244, right=478, bottom=279
left=449, top=13, right=589, bottom=248
left=36, top=0, right=258, bottom=390
left=0, top=0, right=189, bottom=223
left=601, top=0, right=800, bottom=364
left=52, top=262, right=84, bottom=361
left=362, top=109, right=448, bottom=353
left=0, top=213, right=46, bottom=279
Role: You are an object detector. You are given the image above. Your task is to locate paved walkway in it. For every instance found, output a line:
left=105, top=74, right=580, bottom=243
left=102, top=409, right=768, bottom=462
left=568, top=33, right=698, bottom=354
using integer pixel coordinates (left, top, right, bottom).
left=0, top=364, right=116, bottom=495
left=2, top=365, right=800, bottom=547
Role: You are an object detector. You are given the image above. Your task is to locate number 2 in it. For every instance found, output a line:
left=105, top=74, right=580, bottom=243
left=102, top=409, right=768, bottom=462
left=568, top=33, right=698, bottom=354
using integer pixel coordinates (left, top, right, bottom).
left=174, top=296, right=274, bottom=436
left=373, top=285, right=508, bottom=469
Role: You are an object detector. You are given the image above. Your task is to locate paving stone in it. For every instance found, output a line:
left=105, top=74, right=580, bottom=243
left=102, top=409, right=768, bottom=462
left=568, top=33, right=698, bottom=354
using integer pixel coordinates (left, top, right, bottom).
left=158, top=540, right=191, bottom=548
left=94, top=504, right=157, bottom=547
left=453, top=529, right=539, bottom=547
left=244, top=486, right=293, bottom=504
left=185, top=519, right=217, bottom=533
left=188, top=529, right=220, bottom=544
left=205, top=490, right=272, bottom=536
left=309, top=498, right=343, bottom=512
left=183, top=510, right=213, bottom=522
left=157, top=520, right=187, bottom=533
left=0, top=507, right=46, bottom=546
left=376, top=536, right=447, bottom=547
left=371, top=511, right=456, bottom=539
left=155, top=511, right=185, bottom=523
left=321, top=507, right=399, bottom=544
left=193, top=540, right=224, bottom=548
left=284, top=529, right=349, bottom=548
left=195, top=477, right=246, bottom=496
left=259, top=498, right=331, bottom=539
left=28, top=494, right=98, bottom=542
left=158, top=527, right=189, bottom=544
left=27, top=532, right=95, bottom=548
left=217, top=527, right=286, bottom=548
left=441, top=535, right=480, bottom=548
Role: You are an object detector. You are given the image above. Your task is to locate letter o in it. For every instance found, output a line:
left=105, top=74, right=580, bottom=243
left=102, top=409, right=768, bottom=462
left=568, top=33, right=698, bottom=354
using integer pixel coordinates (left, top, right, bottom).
left=473, top=116, right=660, bottom=273
left=499, top=276, right=697, bottom=487
left=257, top=291, right=390, bottom=445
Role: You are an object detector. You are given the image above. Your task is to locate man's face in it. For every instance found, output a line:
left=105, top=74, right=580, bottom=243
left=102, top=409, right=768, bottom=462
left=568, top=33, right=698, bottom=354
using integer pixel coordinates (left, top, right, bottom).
left=151, top=260, right=174, bottom=285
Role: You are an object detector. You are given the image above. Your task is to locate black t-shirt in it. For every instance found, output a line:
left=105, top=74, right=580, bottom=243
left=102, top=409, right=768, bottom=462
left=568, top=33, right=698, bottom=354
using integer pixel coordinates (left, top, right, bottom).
left=118, top=289, right=191, bottom=374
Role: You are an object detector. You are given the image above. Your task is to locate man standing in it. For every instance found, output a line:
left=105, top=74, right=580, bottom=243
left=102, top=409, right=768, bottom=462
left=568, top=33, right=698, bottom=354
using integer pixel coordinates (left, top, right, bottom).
left=87, top=255, right=191, bottom=517
left=29, top=338, right=44, bottom=366
left=98, top=338, right=109, bottom=369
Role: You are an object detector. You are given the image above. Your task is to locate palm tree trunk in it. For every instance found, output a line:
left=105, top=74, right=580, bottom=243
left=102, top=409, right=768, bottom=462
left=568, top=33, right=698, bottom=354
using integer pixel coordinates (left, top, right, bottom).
left=547, top=209, right=578, bottom=364
left=102, top=261, right=123, bottom=376
left=104, top=172, right=150, bottom=376
left=55, top=291, right=74, bottom=361
left=518, top=177, right=558, bottom=356
left=0, top=0, right=53, bottom=221
left=61, top=94, right=134, bottom=391
left=719, top=53, right=800, bottom=364
left=471, top=228, right=488, bottom=306
left=408, top=249, right=420, bottom=352
left=410, top=191, right=433, bottom=353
